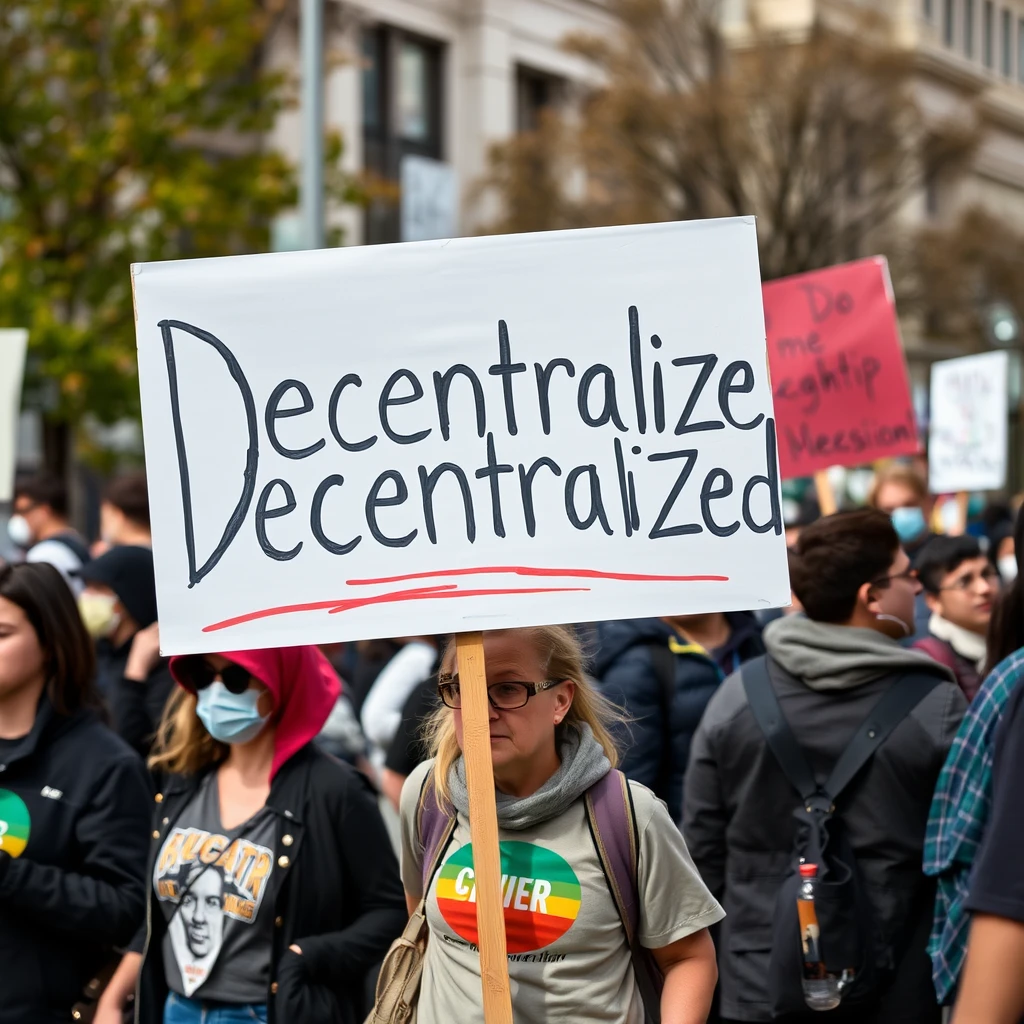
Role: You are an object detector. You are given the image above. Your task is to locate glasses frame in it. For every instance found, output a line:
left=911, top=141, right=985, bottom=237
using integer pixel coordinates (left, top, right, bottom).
left=871, top=568, right=918, bottom=589
left=939, top=567, right=1001, bottom=593
left=177, top=656, right=252, bottom=695
left=436, top=674, right=562, bottom=710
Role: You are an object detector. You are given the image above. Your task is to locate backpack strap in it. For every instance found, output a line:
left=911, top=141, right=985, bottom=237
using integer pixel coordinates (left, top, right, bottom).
left=48, top=530, right=90, bottom=565
left=647, top=641, right=677, bottom=801
left=740, top=656, right=818, bottom=800
left=585, top=770, right=663, bottom=1024
left=417, top=770, right=457, bottom=894
left=821, top=672, right=942, bottom=802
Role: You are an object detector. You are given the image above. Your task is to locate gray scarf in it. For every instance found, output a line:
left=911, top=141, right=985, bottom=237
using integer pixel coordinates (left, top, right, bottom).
left=763, top=615, right=953, bottom=691
left=447, top=723, right=610, bottom=831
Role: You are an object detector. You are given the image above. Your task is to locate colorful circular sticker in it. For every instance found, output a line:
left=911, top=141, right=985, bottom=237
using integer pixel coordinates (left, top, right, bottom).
left=0, top=790, right=31, bottom=858
left=436, top=841, right=581, bottom=953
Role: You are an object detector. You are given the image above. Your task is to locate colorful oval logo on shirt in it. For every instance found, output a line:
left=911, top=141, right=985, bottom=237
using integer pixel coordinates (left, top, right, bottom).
left=436, top=841, right=581, bottom=953
left=0, top=790, right=31, bottom=858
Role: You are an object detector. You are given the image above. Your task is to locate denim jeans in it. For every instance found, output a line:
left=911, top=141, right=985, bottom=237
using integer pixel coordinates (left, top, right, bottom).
left=164, top=991, right=268, bottom=1024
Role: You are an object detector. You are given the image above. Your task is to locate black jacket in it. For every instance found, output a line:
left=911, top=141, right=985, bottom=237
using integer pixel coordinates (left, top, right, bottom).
left=136, top=744, right=406, bottom=1024
left=0, top=699, right=151, bottom=1024
left=683, top=656, right=965, bottom=1022
left=594, top=614, right=764, bottom=819
left=95, top=637, right=175, bottom=756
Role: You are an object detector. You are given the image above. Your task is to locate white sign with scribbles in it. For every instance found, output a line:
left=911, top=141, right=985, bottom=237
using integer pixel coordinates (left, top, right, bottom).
left=928, top=350, right=1009, bottom=493
left=133, top=218, right=790, bottom=654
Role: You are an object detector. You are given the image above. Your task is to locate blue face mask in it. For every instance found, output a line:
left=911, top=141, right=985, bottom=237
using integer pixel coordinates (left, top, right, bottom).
left=891, top=505, right=926, bottom=545
left=196, top=681, right=270, bottom=745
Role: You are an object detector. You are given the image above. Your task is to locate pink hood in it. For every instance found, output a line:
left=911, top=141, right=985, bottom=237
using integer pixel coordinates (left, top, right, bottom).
left=170, top=646, right=341, bottom=778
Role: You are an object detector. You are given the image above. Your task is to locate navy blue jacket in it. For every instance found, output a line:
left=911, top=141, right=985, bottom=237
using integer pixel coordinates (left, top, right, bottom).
left=593, top=614, right=765, bottom=820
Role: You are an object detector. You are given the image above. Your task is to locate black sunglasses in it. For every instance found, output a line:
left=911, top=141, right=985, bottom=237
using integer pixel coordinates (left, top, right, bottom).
left=177, top=657, right=252, bottom=695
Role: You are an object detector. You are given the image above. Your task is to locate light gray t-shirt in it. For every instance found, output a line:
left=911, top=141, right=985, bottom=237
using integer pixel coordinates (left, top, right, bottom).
left=400, top=760, right=724, bottom=1024
left=154, top=773, right=276, bottom=1003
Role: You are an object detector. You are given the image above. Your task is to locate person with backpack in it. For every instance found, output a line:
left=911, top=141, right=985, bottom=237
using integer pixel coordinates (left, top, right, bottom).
left=7, top=472, right=90, bottom=595
left=594, top=612, right=764, bottom=821
left=0, top=562, right=151, bottom=1024
left=912, top=535, right=1000, bottom=702
left=94, top=643, right=406, bottom=1024
left=387, top=625, right=723, bottom=1024
left=684, top=509, right=965, bottom=1023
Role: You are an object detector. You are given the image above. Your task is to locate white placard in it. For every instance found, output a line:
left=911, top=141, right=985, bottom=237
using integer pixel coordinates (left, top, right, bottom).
left=133, top=218, right=791, bottom=654
left=401, top=155, right=458, bottom=242
left=0, top=330, right=28, bottom=502
left=928, top=350, right=1009, bottom=493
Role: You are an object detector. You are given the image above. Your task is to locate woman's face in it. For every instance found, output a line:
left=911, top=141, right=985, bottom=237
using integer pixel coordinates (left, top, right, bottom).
left=452, top=633, right=575, bottom=773
left=202, top=654, right=273, bottom=717
left=0, top=596, right=46, bottom=703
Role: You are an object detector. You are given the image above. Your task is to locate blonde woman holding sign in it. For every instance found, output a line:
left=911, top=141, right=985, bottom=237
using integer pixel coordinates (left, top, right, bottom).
left=386, top=625, right=722, bottom=1024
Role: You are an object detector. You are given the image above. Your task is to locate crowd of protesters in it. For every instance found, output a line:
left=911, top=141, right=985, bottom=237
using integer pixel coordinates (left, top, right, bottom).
left=3, top=463, right=1024, bottom=1023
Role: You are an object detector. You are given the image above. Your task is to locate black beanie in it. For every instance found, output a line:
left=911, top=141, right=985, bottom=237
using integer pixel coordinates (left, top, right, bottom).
left=79, top=545, right=158, bottom=628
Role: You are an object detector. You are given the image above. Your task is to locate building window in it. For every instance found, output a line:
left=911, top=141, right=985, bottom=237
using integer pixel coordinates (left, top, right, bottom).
left=984, top=1, right=994, bottom=67
left=516, top=66, right=565, bottom=134
left=965, top=0, right=975, bottom=57
left=361, top=25, right=444, bottom=243
left=1019, top=17, right=1024, bottom=81
left=944, top=0, right=956, bottom=45
left=1003, top=8, right=1013, bottom=75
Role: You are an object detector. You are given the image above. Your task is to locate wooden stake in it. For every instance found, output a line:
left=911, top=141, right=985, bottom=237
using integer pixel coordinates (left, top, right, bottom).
left=814, top=469, right=838, bottom=517
left=455, top=632, right=514, bottom=1024
left=952, top=491, right=969, bottom=536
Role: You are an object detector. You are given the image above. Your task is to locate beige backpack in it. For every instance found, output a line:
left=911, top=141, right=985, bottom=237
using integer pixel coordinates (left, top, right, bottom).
left=365, top=780, right=456, bottom=1024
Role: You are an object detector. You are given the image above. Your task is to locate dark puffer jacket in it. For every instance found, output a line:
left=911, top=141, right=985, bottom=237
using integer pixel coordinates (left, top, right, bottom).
left=593, top=613, right=764, bottom=820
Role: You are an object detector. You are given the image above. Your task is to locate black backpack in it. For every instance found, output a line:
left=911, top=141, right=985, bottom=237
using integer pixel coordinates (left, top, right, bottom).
left=740, top=656, right=941, bottom=1018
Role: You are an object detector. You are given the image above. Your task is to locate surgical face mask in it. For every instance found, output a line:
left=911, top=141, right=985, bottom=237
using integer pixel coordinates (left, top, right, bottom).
left=998, top=555, right=1018, bottom=584
left=196, top=681, right=270, bottom=745
left=78, top=593, right=121, bottom=639
left=890, top=506, right=926, bottom=545
left=6, top=514, right=33, bottom=549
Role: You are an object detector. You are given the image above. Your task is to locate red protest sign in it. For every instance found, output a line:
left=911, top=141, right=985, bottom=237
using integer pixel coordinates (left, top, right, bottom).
left=764, top=256, right=919, bottom=480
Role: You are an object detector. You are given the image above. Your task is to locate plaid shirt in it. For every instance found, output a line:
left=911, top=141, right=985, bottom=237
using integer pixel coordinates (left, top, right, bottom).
left=923, top=648, right=1024, bottom=1002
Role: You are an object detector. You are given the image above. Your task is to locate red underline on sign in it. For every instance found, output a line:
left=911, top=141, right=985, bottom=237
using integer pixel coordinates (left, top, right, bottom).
left=345, top=566, right=731, bottom=586
left=201, top=583, right=590, bottom=633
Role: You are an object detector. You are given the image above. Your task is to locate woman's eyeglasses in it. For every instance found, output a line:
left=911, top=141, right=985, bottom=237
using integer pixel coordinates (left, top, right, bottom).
left=176, top=657, right=252, bottom=695
left=437, top=674, right=561, bottom=710
left=940, top=567, right=1001, bottom=592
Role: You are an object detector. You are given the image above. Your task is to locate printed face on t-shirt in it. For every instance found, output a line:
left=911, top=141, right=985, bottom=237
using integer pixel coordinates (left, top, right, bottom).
left=180, top=869, right=225, bottom=958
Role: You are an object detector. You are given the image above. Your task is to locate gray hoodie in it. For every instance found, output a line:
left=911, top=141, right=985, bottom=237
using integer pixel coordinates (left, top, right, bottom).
left=763, top=615, right=956, bottom=691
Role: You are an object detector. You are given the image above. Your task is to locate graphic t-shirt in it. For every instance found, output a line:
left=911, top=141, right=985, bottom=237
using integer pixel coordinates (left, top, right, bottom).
left=400, top=761, right=724, bottom=1024
left=154, top=774, right=276, bottom=1002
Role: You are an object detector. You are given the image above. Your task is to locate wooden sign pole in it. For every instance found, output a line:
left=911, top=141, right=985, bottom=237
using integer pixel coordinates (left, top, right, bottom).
left=814, top=469, right=838, bottom=517
left=455, top=632, right=514, bottom=1024
left=952, top=491, right=969, bottom=536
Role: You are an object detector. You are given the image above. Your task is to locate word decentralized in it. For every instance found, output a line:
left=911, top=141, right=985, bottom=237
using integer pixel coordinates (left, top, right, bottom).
left=158, top=308, right=782, bottom=587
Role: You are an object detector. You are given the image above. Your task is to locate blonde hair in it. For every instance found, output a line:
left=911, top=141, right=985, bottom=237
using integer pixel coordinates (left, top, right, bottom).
left=422, top=625, right=625, bottom=802
left=148, top=686, right=229, bottom=776
left=868, top=464, right=927, bottom=508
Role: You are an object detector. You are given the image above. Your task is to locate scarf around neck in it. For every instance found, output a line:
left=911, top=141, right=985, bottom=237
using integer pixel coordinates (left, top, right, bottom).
left=928, top=613, right=987, bottom=670
left=447, top=722, right=611, bottom=831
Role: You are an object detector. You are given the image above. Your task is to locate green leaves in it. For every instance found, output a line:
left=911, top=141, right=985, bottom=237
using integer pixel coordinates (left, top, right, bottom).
left=0, top=0, right=299, bottom=428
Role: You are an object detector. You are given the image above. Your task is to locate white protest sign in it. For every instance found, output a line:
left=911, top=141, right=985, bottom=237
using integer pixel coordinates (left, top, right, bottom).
left=133, top=218, right=791, bottom=654
left=928, top=350, right=1009, bottom=493
left=401, top=155, right=458, bottom=242
left=0, top=330, right=28, bottom=502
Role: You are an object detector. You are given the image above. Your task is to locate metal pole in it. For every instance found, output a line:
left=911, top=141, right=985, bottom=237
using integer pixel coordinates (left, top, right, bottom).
left=300, top=0, right=325, bottom=249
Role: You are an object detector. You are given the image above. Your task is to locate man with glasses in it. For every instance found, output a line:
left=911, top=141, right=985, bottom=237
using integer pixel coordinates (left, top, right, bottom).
left=685, top=509, right=965, bottom=1023
left=913, top=536, right=1000, bottom=703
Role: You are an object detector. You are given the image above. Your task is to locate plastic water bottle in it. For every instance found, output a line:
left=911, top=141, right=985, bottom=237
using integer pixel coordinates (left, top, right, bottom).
left=797, top=863, right=843, bottom=1011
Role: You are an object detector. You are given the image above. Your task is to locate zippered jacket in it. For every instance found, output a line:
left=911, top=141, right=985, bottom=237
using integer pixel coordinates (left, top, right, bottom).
left=0, top=698, right=151, bottom=1024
